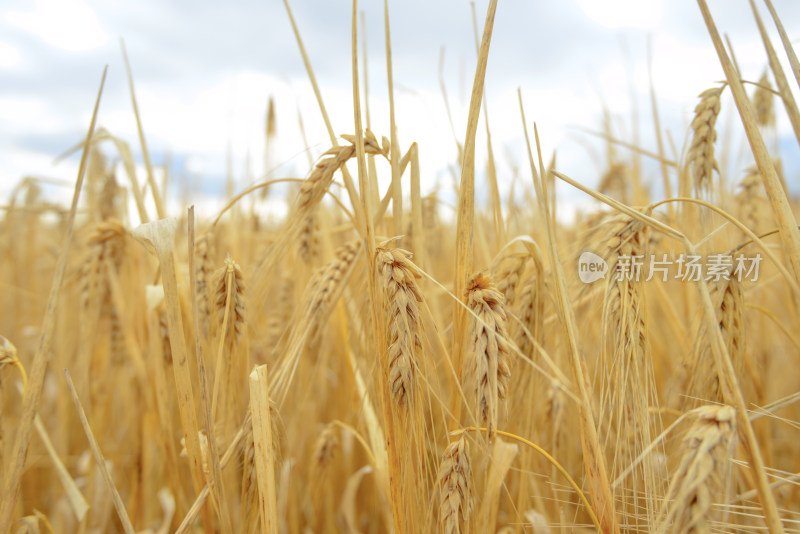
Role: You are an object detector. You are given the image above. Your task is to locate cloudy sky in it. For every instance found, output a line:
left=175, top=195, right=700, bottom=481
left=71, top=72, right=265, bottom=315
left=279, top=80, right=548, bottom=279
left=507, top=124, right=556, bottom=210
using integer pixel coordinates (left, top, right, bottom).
left=2, top=0, right=799, bottom=222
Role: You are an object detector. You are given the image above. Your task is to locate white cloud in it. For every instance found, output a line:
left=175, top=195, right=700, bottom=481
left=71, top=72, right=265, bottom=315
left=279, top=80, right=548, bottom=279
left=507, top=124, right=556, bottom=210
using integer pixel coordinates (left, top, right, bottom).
left=0, top=96, right=68, bottom=133
left=0, top=40, right=23, bottom=68
left=2, top=0, right=799, bottom=216
left=0, top=149, right=77, bottom=200
left=576, top=0, right=664, bottom=29
left=5, top=0, right=109, bottom=52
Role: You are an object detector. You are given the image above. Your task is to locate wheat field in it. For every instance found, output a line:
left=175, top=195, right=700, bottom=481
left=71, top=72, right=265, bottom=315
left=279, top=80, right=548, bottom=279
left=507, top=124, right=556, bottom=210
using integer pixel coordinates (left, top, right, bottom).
left=2, top=1, right=800, bottom=533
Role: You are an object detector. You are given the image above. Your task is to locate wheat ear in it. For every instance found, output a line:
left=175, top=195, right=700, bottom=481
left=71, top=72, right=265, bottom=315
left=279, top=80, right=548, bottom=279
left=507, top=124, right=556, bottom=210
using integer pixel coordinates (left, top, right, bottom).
left=438, top=435, right=473, bottom=534
left=465, top=273, right=512, bottom=436
left=598, top=162, right=631, bottom=204
left=311, top=423, right=339, bottom=478
left=304, top=240, right=361, bottom=342
left=295, top=129, right=387, bottom=222
left=688, top=85, right=725, bottom=194
left=79, top=219, right=127, bottom=311
left=375, top=245, right=424, bottom=407
left=692, top=276, right=745, bottom=405
left=752, top=69, right=774, bottom=127
left=492, top=252, right=527, bottom=308
left=657, top=405, right=736, bottom=534
left=735, top=167, right=766, bottom=234
left=297, top=210, right=320, bottom=265
left=213, top=254, right=246, bottom=346
left=195, top=233, right=212, bottom=336
left=211, top=254, right=246, bottom=421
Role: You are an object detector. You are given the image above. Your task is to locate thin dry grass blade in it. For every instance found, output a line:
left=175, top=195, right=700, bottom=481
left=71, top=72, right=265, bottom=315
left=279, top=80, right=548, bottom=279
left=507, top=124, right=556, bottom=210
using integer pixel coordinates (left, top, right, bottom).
left=64, top=370, right=136, bottom=534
